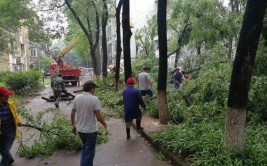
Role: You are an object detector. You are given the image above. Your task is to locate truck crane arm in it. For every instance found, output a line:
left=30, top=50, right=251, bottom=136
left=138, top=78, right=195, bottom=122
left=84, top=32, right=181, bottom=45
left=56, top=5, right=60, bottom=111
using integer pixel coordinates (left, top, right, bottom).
left=54, top=39, right=79, bottom=66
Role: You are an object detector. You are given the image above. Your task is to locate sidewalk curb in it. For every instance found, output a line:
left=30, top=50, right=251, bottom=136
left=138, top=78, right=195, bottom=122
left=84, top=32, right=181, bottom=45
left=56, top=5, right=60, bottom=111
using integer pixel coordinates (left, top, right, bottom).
left=132, top=124, right=189, bottom=166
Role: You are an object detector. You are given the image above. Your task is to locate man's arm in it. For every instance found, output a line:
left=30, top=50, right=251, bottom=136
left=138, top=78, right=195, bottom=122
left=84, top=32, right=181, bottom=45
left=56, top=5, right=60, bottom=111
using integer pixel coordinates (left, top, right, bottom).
left=61, top=78, right=66, bottom=91
left=95, top=110, right=108, bottom=131
left=71, top=109, right=76, bottom=129
left=137, top=91, right=146, bottom=110
left=147, top=79, right=153, bottom=88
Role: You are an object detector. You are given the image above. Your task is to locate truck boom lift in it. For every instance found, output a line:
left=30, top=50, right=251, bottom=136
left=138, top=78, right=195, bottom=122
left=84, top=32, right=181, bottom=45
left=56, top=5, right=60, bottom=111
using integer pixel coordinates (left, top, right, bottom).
left=50, top=38, right=81, bottom=86
left=54, top=39, right=79, bottom=66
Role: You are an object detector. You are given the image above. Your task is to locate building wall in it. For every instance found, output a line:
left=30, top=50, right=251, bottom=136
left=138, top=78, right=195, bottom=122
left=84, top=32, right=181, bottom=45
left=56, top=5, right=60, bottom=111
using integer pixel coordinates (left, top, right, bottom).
left=0, top=53, right=10, bottom=71
left=18, top=26, right=30, bottom=71
left=0, top=26, right=30, bottom=72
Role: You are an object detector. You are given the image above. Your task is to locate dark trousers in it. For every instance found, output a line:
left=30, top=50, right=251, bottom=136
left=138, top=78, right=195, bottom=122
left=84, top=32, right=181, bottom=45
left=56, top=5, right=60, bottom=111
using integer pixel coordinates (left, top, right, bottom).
left=0, top=120, right=15, bottom=166
left=53, top=90, right=62, bottom=105
left=140, top=89, right=153, bottom=97
left=78, top=132, right=97, bottom=166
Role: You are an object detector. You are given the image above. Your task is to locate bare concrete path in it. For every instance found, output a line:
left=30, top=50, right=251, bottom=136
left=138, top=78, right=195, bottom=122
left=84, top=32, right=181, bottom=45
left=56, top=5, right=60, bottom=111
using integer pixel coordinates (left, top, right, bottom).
left=9, top=85, right=171, bottom=166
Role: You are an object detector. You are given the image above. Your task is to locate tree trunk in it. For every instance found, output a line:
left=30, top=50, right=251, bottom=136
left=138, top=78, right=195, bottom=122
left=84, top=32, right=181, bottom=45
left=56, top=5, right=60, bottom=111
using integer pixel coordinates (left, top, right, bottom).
left=224, top=0, right=266, bottom=153
left=115, top=0, right=123, bottom=91
left=95, top=47, right=101, bottom=75
left=102, top=0, right=108, bottom=77
left=158, top=90, right=169, bottom=124
left=122, top=0, right=132, bottom=82
left=65, top=0, right=100, bottom=76
left=224, top=108, right=246, bottom=152
left=170, top=19, right=191, bottom=68
left=157, top=0, right=169, bottom=124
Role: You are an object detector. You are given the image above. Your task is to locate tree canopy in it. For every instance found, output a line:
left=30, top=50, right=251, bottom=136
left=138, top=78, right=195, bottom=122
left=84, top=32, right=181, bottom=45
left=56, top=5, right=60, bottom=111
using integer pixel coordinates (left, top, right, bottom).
left=0, top=0, right=37, bottom=52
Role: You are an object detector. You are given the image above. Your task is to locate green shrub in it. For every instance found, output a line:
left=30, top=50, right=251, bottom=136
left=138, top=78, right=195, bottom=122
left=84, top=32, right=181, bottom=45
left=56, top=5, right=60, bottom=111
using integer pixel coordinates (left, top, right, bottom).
left=97, top=86, right=124, bottom=118
left=155, top=59, right=267, bottom=165
left=145, top=98, right=159, bottom=118
left=253, top=41, right=267, bottom=76
left=4, top=70, right=41, bottom=93
left=155, top=121, right=267, bottom=165
left=0, top=71, right=12, bottom=81
left=167, top=63, right=230, bottom=123
left=248, top=76, right=267, bottom=121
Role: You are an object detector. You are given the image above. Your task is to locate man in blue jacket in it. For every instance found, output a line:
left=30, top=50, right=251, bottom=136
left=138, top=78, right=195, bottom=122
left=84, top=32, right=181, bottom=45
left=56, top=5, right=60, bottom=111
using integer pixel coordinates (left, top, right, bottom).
left=123, top=77, right=146, bottom=139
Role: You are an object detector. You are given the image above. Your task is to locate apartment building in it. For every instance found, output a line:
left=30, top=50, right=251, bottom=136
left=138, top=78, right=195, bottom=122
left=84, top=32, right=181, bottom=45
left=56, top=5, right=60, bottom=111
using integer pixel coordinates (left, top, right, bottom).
left=29, top=42, right=52, bottom=71
left=0, top=26, right=30, bottom=72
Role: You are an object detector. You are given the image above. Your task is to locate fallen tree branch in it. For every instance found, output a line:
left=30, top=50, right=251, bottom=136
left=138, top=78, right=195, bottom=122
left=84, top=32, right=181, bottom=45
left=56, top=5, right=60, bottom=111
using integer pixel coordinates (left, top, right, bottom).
left=42, top=96, right=54, bottom=102
left=62, top=90, right=75, bottom=99
left=20, top=124, right=60, bottom=136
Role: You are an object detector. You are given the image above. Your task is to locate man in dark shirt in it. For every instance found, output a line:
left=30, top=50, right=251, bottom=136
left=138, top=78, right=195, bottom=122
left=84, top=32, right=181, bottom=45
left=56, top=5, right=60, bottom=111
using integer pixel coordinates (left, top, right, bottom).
left=173, top=67, right=184, bottom=90
left=0, top=86, right=21, bottom=166
left=123, top=77, right=146, bottom=139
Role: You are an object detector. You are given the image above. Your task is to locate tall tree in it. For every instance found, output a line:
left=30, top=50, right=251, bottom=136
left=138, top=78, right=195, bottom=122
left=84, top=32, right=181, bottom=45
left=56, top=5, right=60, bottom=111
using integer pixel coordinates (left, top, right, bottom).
left=167, top=0, right=229, bottom=63
left=101, top=0, right=108, bottom=77
left=122, top=0, right=132, bottom=81
left=115, top=0, right=123, bottom=91
left=157, top=0, right=169, bottom=124
left=224, top=0, right=266, bottom=152
left=169, top=21, right=191, bottom=68
left=64, top=0, right=101, bottom=75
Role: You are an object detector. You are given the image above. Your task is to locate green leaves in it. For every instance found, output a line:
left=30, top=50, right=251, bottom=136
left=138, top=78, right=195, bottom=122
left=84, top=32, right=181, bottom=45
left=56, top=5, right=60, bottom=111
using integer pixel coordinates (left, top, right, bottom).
left=3, top=70, right=41, bottom=94
left=17, top=108, right=108, bottom=159
left=248, top=76, right=267, bottom=121
left=0, top=0, right=45, bottom=52
left=155, top=120, right=267, bottom=165
left=167, top=0, right=243, bottom=52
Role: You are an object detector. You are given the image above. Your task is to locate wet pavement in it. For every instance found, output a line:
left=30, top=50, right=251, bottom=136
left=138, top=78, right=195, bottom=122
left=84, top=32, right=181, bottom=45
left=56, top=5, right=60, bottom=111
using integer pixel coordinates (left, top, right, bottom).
left=9, top=85, right=172, bottom=166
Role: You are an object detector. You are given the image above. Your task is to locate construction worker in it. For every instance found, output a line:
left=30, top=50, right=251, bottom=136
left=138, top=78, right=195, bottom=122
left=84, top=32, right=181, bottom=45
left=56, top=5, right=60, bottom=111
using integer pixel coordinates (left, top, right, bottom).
left=51, top=73, right=65, bottom=107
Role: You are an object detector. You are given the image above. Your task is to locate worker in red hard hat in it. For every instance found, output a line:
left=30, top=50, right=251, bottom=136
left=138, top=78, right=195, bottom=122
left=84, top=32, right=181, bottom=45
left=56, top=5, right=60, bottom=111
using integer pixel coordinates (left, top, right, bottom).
left=123, top=77, right=146, bottom=139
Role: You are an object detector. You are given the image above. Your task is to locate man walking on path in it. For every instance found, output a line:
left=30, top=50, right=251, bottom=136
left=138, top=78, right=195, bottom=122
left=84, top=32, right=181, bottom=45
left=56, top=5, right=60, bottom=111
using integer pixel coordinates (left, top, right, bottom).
left=123, top=77, right=146, bottom=139
left=71, top=80, right=109, bottom=166
left=51, top=73, right=65, bottom=107
left=138, top=67, right=153, bottom=97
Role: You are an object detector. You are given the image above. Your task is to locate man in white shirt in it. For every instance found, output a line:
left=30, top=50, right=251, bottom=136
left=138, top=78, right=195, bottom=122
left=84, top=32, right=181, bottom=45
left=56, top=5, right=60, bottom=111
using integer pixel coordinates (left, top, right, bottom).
left=71, top=81, right=108, bottom=166
left=138, top=67, right=153, bottom=97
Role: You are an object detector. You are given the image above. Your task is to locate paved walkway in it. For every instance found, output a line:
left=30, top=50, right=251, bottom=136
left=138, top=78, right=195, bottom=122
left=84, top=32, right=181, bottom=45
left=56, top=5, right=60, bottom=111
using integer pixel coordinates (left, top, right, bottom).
left=9, top=86, right=172, bottom=166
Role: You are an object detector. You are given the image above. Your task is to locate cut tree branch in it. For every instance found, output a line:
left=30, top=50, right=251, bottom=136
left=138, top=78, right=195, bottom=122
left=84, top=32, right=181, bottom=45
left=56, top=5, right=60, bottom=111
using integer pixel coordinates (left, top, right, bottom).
left=20, top=124, right=60, bottom=136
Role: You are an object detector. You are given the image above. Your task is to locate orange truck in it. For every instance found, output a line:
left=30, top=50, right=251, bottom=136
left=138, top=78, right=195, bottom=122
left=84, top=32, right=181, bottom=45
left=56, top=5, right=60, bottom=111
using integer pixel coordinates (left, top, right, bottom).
left=49, top=39, right=81, bottom=86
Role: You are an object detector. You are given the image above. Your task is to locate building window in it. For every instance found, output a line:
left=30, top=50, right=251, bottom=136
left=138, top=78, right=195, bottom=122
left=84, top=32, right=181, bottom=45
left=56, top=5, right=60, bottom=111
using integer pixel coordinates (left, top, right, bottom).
left=15, top=65, right=20, bottom=71
left=21, top=44, right=25, bottom=56
left=31, top=49, right=37, bottom=57
left=16, top=58, right=21, bottom=64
